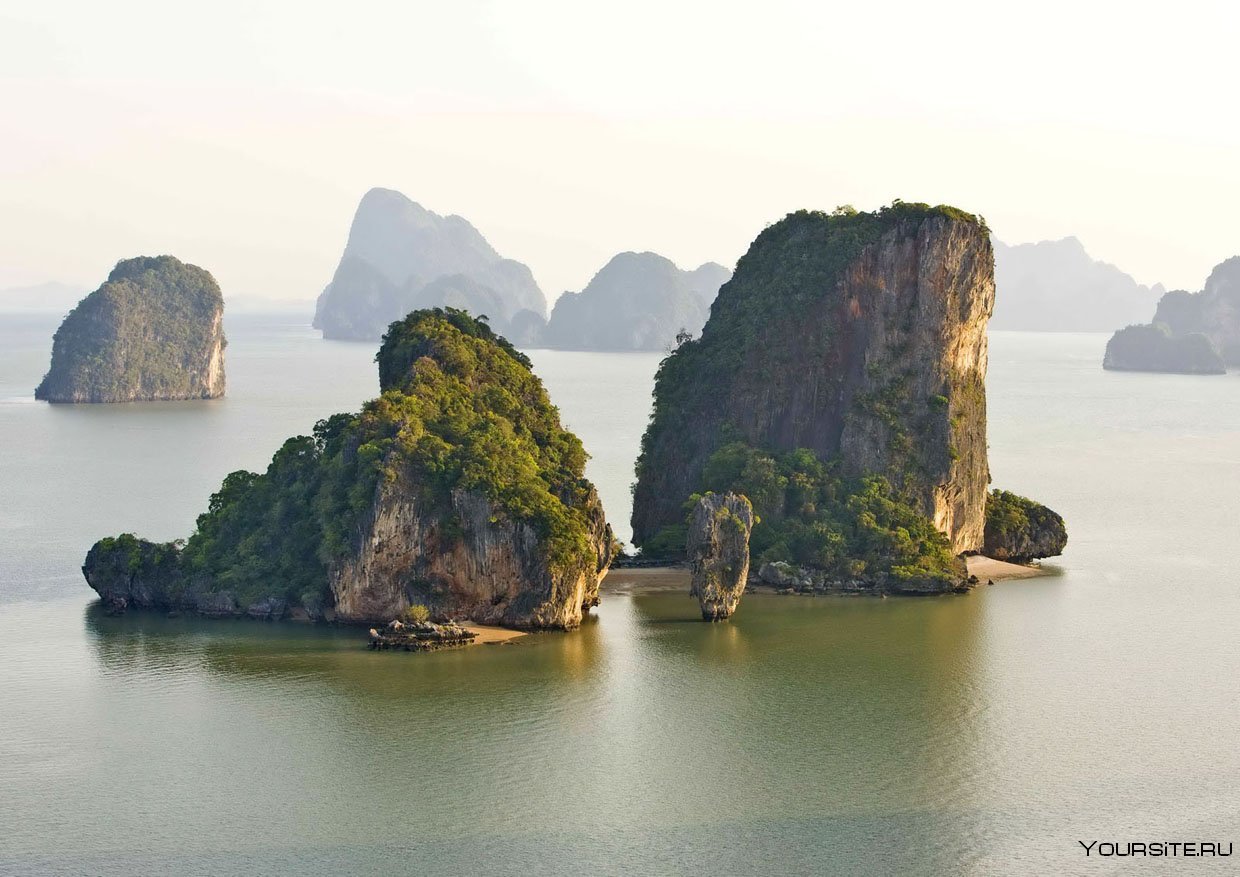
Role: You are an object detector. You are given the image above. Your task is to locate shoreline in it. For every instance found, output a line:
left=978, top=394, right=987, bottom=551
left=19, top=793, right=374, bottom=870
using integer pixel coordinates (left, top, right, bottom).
left=964, top=555, right=1052, bottom=582
left=601, top=556, right=1051, bottom=596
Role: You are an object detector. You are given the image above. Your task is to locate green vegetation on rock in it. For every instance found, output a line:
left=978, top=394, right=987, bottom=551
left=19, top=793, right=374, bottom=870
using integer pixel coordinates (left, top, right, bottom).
left=645, top=443, right=962, bottom=588
left=85, top=308, right=605, bottom=617
left=35, top=255, right=226, bottom=403
left=983, top=489, right=1068, bottom=562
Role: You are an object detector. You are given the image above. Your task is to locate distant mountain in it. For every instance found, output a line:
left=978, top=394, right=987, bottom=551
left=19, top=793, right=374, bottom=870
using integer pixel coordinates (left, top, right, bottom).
left=541, top=252, right=731, bottom=351
left=0, top=281, right=87, bottom=313
left=313, top=188, right=546, bottom=341
left=1103, top=256, right=1240, bottom=373
left=992, top=237, right=1164, bottom=332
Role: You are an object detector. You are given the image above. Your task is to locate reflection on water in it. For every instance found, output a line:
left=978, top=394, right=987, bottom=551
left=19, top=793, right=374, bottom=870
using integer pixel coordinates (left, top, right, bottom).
left=67, top=583, right=992, bottom=873
left=19, top=590, right=991, bottom=875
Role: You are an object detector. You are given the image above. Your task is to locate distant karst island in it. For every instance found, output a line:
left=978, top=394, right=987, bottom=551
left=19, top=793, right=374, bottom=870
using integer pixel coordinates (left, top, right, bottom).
left=313, top=188, right=548, bottom=344
left=541, top=252, right=731, bottom=351
left=1104, top=256, right=1240, bottom=374
left=85, top=308, right=615, bottom=628
left=36, top=256, right=226, bottom=403
left=992, top=236, right=1164, bottom=332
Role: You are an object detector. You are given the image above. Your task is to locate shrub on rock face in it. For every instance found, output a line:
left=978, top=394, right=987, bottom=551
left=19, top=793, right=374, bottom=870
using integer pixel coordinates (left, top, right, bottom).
left=642, top=442, right=964, bottom=591
left=983, top=490, right=1067, bottom=562
left=405, top=604, right=431, bottom=625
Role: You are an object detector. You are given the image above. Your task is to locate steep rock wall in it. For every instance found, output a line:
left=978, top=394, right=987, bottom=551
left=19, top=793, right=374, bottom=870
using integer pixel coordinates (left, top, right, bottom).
left=331, top=483, right=613, bottom=628
left=632, top=207, right=994, bottom=554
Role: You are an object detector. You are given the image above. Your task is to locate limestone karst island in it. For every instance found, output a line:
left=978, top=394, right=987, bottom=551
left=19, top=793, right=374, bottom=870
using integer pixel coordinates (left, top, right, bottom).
left=85, top=308, right=614, bottom=629
left=314, top=187, right=548, bottom=344
left=36, top=255, right=226, bottom=403
left=10, top=8, right=1240, bottom=873
left=83, top=202, right=1066, bottom=631
left=633, top=203, right=1064, bottom=600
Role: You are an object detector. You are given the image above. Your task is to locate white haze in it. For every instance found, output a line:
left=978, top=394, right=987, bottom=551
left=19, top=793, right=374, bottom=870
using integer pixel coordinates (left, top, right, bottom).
left=1, top=0, right=1237, bottom=304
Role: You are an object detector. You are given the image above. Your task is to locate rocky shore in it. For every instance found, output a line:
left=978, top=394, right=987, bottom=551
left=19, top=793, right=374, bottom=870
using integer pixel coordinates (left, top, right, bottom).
left=368, top=619, right=476, bottom=651
left=602, top=554, right=1051, bottom=599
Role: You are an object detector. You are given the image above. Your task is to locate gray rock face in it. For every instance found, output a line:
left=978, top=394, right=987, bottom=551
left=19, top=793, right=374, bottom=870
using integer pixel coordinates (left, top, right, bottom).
left=686, top=493, right=754, bottom=620
left=313, top=188, right=546, bottom=341
left=542, top=252, right=730, bottom=351
left=35, top=256, right=226, bottom=403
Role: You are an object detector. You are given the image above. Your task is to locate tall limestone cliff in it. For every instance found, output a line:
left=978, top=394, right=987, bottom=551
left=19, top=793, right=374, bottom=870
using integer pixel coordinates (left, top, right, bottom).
left=83, top=308, right=614, bottom=629
left=632, top=204, right=997, bottom=589
left=314, top=188, right=547, bottom=342
left=35, top=256, right=225, bottom=403
left=1103, top=256, right=1240, bottom=373
left=542, top=252, right=731, bottom=351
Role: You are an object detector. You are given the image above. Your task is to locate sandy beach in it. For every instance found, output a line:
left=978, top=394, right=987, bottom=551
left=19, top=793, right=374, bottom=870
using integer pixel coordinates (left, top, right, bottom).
left=601, top=557, right=1049, bottom=596
left=965, top=555, right=1051, bottom=582
left=461, top=624, right=528, bottom=645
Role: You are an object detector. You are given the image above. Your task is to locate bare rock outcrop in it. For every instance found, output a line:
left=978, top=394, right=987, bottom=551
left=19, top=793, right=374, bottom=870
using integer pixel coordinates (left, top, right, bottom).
left=685, top=493, right=754, bottom=620
left=331, top=483, right=613, bottom=628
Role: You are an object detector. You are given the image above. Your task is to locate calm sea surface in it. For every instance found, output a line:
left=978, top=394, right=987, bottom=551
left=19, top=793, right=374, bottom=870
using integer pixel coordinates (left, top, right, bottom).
left=1, top=313, right=1238, bottom=875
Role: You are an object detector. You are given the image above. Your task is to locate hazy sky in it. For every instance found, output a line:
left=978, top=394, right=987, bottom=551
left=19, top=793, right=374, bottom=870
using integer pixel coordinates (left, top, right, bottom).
left=2, top=0, right=1237, bottom=302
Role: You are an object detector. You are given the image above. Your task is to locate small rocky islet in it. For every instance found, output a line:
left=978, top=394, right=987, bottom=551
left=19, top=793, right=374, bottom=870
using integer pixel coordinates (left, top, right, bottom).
left=36, top=255, right=226, bottom=403
left=81, top=201, right=1068, bottom=636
